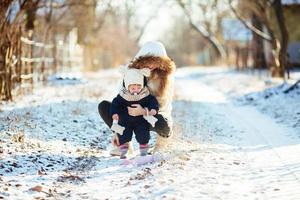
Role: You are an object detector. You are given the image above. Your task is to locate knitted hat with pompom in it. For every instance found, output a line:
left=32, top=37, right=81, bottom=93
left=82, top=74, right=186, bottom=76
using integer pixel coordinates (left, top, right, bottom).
left=123, top=68, right=150, bottom=90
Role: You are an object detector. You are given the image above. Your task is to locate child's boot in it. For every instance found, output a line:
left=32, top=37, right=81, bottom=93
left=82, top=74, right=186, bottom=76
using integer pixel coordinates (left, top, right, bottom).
left=153, top=134, right=172, bottom=153
left=110, top=141, right=134, bottom=156
left=139, top=144, right=149, bottom=156
left=119, top=143, right=129, bottom=159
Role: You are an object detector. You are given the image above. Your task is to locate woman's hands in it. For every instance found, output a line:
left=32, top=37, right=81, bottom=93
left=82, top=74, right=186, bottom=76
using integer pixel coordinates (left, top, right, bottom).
left=127, top=104, right=146, bottom=116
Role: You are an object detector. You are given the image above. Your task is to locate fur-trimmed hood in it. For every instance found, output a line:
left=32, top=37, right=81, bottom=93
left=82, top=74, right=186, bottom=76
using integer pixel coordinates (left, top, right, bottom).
left=128, top=55, right=176, bottom=98
left=129, top=41, right=175, bottom=78
left=128, top=55, right=175, bottom=77
left=128, top=55, right=175, bottom=117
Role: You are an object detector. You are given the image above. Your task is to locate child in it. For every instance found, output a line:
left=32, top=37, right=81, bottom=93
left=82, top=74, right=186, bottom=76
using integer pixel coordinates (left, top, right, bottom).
left=110, top=67, right=159, bottom=159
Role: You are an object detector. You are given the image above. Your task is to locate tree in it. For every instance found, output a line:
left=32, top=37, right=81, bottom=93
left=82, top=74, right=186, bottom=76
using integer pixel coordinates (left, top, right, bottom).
left=273, top=0, right=289, bottom=78
left=0, top=0, right=41, bottom=100
left=229, top=0, right=289, bottom=78
left=176, top=0, right=228, bottom=60
left=164, top=15, right=210, bottom=66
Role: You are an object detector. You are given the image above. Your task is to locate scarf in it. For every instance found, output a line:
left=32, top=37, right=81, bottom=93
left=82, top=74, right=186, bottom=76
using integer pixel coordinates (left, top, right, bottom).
left=119, top=86, right=150, bottom=101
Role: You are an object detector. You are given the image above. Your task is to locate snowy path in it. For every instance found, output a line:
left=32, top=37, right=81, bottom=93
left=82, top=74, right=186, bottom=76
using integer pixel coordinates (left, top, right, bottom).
left=0, top=67, right=299, bottom=199
left=173, top=69, right=300, bottom=199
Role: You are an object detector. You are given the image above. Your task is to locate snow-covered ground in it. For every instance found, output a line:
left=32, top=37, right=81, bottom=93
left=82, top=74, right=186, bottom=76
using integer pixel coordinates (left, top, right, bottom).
left=0, top=66, right=299, bottom=199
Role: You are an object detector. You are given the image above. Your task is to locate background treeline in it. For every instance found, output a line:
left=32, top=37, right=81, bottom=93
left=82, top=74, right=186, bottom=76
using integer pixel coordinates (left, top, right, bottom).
left=1, top=0, right=299, bottom=100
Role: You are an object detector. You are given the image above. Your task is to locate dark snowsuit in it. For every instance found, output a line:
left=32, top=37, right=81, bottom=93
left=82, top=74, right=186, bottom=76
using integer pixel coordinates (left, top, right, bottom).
left=110, top=94, right=159, bottom=145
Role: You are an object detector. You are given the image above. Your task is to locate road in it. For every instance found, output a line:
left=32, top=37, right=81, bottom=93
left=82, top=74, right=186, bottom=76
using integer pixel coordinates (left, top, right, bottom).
left=0, top=67, right=299, bottom=199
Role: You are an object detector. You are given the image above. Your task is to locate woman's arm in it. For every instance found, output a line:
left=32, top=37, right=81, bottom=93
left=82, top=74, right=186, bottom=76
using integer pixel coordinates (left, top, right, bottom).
left=111, top=97, right=120, bottom=116
left=147, top=95, right=159, bottom=115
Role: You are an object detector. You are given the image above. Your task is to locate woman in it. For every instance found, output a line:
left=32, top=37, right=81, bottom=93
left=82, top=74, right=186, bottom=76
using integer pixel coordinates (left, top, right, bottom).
left=98, top=41, right=176, bottom=155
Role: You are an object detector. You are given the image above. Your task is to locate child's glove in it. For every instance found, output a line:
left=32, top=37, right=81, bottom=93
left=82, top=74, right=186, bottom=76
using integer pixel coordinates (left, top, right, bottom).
left=143, top=115, right=158, bottom=127
left=111, top=120, right=125, bottom=135
left=143, top=108, right=158, bottom=127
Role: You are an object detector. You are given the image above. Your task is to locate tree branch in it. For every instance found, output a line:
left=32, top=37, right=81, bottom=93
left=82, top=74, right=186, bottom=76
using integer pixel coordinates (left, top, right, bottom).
left=36, top=1, right=97, bottom=10
left=177, top=0, right=226, bottom=59
left=134, top=1, right=166, bottom=43
left=283, top=79, right=300, bottom=93
left=92, top=0, right=113, bottom=32
left=228, top=0, right=272, bottom=41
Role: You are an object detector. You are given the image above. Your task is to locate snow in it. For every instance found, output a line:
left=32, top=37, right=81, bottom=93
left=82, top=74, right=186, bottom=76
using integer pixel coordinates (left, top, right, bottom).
left=0, top=66, right=300, bottom=199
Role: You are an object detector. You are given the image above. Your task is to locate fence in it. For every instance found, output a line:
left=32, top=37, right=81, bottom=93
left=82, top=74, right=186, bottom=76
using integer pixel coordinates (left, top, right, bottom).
left=0, top=33, right=83, bottom=101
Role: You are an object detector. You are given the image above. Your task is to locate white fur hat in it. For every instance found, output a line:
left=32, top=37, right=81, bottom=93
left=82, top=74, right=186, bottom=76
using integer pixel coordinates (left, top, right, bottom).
left=134, top=41, right=168, bottom=59
left=121, top=67, right=151, bottom=89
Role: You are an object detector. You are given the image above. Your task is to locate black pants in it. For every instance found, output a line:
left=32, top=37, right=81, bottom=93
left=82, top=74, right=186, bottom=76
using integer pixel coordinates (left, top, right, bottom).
left=119, top=122, right=150, bottom=145
left=98, top=100, right=172, bottom=138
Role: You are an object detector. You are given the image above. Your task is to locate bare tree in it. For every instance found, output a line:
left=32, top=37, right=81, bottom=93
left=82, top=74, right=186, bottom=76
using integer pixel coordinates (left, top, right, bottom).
left=164, top=15, right=209, bottom=66
left=273, top=0, right=289, bottom=78
left=0, top=0, right=105, bottom=99
left=0, top=0, right=40, bottom=100
left=229, top=0, right=289, bottom=78
left=124, top=0, right=166, bottom=44
left=176, top=0, right=227, bottom=60
left=1, top=0, right=172, bottom=100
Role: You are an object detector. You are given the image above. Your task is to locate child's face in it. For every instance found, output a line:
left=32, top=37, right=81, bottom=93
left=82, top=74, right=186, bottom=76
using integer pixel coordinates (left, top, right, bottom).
left=128, top=84, right=142, bottom=94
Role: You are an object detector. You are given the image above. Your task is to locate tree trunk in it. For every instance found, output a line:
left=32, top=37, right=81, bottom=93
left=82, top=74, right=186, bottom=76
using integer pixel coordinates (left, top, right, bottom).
left=271, top=0, right=289, bottom=78
left=25, top=0, right=38, bottom=31
left=52, top=30, right=57, bottom=74
left=190, top=23, right=226, bottom=59
left=251, top=14, right=267, bottom=69
left=0, top=1, right=13, bottom=100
